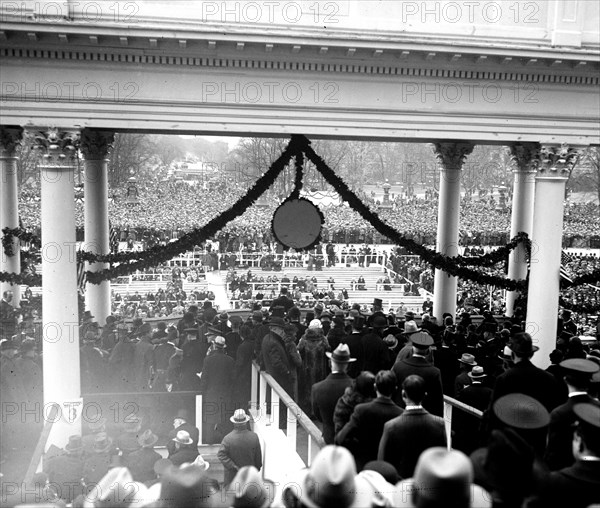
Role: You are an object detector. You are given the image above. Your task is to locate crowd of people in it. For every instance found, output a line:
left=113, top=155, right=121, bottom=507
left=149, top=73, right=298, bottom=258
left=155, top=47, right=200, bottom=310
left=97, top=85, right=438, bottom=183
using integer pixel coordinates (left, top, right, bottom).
left=2, top=292, right=599, bottom=507
left=18, top=179, right=600, bottom=248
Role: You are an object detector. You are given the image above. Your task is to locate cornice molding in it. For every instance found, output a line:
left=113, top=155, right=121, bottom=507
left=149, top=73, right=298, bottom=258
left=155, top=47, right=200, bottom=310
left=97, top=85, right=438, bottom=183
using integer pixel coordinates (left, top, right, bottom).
left=0, top=46, right=597, bottom=86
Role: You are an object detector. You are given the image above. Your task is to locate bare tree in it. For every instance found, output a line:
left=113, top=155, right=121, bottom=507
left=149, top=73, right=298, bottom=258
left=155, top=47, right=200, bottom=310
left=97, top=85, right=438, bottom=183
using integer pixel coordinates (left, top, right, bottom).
left=107, top=133, right=156, bottom=187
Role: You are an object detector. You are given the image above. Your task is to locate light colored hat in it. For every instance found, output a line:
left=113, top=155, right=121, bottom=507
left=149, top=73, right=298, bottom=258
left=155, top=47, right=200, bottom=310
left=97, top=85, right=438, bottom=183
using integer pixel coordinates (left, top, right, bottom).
left=229, top=466, right=275, bottom=508
left=230, top=408, right=251, bottom=424
left=404, top=321, right=420, bottom=334
left=213, top=336, right=227, bottom=348
left=308, top=319, right=323, bottom=330
left=393, top=448, right=491, bottom=508
left=326, top=344, right=357, bottom=364
left=458, top=353, right=477, bottom=366
left=173, top=430, right=193, bottom=445
left=83, top=467, right=155, bottom=508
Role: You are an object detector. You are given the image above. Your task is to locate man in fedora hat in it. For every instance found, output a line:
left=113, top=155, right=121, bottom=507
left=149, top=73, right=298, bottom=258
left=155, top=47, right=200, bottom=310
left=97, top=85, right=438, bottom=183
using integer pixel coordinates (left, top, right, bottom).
left=124, top=429, right=162, bottom=483
left=116, top=414, right=142, bottom=457
left=312, top=344, right=356, bottom=444
left=489, top=332, right=562, bottom=417
left=199, top=335, right=235, bottom=443
left=393, top=447, right=491, bottom=508
left=44, top=435, right=86, bottom=503
left=226, top=466, right=275, bottom=508
left=170, top=430, right=199, bottom=467
left=167, top=409, right=199, bottom=457
left=83, top=432, right=114, bottom=485
left=157, top=463, right=221, bottom=508
left=379, top=375, right=446, bottom=479
left=454, top=353, right=478, bottom=398
left=218, top=409, right=262, bottom=486
left=282, top=445, right=383, bottom=508
left=452, top=366, right=493, bottom=455
left=82, top=417, right=107, bottom=456
left=544, top=358, right=600, bottom=471
left=392, top=331, right=443, bottom=417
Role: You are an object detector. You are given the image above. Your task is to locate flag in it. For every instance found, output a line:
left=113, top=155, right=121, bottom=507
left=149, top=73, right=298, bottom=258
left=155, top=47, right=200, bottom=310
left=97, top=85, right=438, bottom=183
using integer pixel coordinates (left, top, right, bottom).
left=560, top=251, right=574, bottom=283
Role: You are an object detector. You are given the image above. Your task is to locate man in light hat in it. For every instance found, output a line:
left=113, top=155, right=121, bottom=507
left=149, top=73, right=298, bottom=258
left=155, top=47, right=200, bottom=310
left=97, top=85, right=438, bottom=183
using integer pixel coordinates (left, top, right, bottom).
left=199, top=335, right=235, bottom=443
left=218, top=409, right=262, bottom=486
left=544, top=358, right=600, bottom=471
left=227, top=466, right=275, bottom=508
left=312, top=344, right=355, bottom=444
left=393, top=447, right=491, bottom=508
left=170, top=430, right=199, bottom=467
left=167, top=409, right=199, bottom=457
left=489, top=332, right=562, bottom=416
left=392, top=331, right=443, bottom=417
left=454, top=353, right=478, bottom=398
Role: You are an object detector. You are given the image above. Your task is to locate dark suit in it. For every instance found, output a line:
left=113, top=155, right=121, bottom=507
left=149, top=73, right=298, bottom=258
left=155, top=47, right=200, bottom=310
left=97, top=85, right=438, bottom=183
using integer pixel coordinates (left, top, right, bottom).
left=535, top=460, right=600, bottom=508
left=378, top=407, right=447, bottom=479
left=544, top=393, right=600, bottom=471
left=491, top=359, right=563, bottom=413
left=392, top=356, right=444, bottom=417
left=199, top=349, right=235, bottom=443
left=361, top=333, right=392, bottom=373
left=43, top=453, right=85, bottom=502
left=452, top=382, right=492, bottom=455
left=170, top=445, right=199, bottom=467
left=312, top=372, right=353, bottom=444
left=434, top=346, right=459, bottom=396
left=336, top=396, right=403, bottom=470
left=343, top=333, right=364, bottom=378
left=218, top=428, right=262, bottom=486
left=125, top=447, right=162, bottom=483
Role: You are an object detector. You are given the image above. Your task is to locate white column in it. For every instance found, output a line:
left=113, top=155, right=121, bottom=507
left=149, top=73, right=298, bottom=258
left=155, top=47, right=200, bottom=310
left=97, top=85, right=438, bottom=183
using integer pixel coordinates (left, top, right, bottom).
left=80, top=130, right=114, bottom=326
left=432, top=142, right=474, bottom=322
left=39, top=129, right=82, bottom=446
left=505, top=143, right=538, bottom=317
left=0, top=127, right=23, bottom=305
left=527, top=145, right=581, bottom=369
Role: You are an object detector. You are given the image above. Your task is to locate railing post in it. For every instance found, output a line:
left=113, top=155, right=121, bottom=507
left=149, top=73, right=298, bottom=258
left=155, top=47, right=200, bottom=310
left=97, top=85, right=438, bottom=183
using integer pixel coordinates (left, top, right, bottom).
left=271, top=392, right=280, bottom=428
left=259, top=372, right=267, bottom=422
left=195, top=394, right=203, bottom=445
left=444, top=400, right=452, bottom=450
left=286, top=403, right=297, bottom=451
left=251, top=364, right=258, bottom=412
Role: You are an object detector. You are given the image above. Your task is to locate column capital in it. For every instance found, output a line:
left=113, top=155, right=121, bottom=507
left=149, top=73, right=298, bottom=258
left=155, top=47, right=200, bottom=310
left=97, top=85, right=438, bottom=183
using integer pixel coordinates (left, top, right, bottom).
left=0, top=126, right=24, bottom=157
left=432, top=142, right=475, bottom=170
left=509, top=142, right=540, bottom=173
left=538, top=143, right=583, bottom=178
left=80, top=129, right=115, bottom=160
left=31, top=127, right=79, bottom=165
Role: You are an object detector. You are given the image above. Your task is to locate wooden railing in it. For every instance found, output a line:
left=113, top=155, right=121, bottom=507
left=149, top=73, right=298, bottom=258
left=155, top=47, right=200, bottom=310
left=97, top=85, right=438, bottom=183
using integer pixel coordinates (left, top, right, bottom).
left=250, top=361, right=325, bottom=468
left=443, top=394, right=483, bottom=450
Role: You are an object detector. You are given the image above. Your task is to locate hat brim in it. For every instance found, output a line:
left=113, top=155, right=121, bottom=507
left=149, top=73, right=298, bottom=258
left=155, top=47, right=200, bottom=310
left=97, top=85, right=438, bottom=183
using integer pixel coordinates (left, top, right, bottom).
left=139, top=435, right=159, bottom=447
left=93, top=438, right=113, bottom=454
left=325, top=352, right=357, bottom=363
left=230, top=415, right=251, bottom=424
left=459, top=359, right=478, bottom=366
left=393, top=479, right=491, bottom=508
left=172, top=437, right=194, bottom=445
left=468, top=372, right=487, bottom=379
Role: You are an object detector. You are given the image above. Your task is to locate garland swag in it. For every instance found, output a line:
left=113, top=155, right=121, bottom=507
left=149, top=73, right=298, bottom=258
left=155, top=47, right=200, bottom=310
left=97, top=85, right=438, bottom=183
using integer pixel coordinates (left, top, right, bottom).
left=2, top=135, right=597, bottom=293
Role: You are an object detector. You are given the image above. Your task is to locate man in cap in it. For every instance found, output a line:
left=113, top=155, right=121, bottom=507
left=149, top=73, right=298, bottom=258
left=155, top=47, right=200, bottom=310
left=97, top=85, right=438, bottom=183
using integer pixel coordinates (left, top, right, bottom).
left=312, top=344, right=355, bottom=444
left=199, top=335, right=235, bottom=443
left=534, top=403, right=600, bottom=508
left=544, top=358, right=600, bottom=470
left=378, top=375, right=447, bottom=479
left=218, top=408, right=263, bottom=486
left=489, top=332, right=562, bottom=416
left=336, top=369, right=403, bottom=470
left=392, top=331, right=443, bottom=417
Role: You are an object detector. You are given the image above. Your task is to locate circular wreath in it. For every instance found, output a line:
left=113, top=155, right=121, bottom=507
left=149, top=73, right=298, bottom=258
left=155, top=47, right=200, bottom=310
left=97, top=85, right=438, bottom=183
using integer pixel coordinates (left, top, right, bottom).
left=271, top=197, right=324, bottom=251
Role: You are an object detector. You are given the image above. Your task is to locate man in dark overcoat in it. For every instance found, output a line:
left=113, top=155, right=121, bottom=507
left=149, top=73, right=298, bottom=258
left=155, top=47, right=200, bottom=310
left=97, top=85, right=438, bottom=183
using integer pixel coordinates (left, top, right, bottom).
left=311, top=344, right=355, bottom=444
left=199, top=336, right=235, bottom=443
